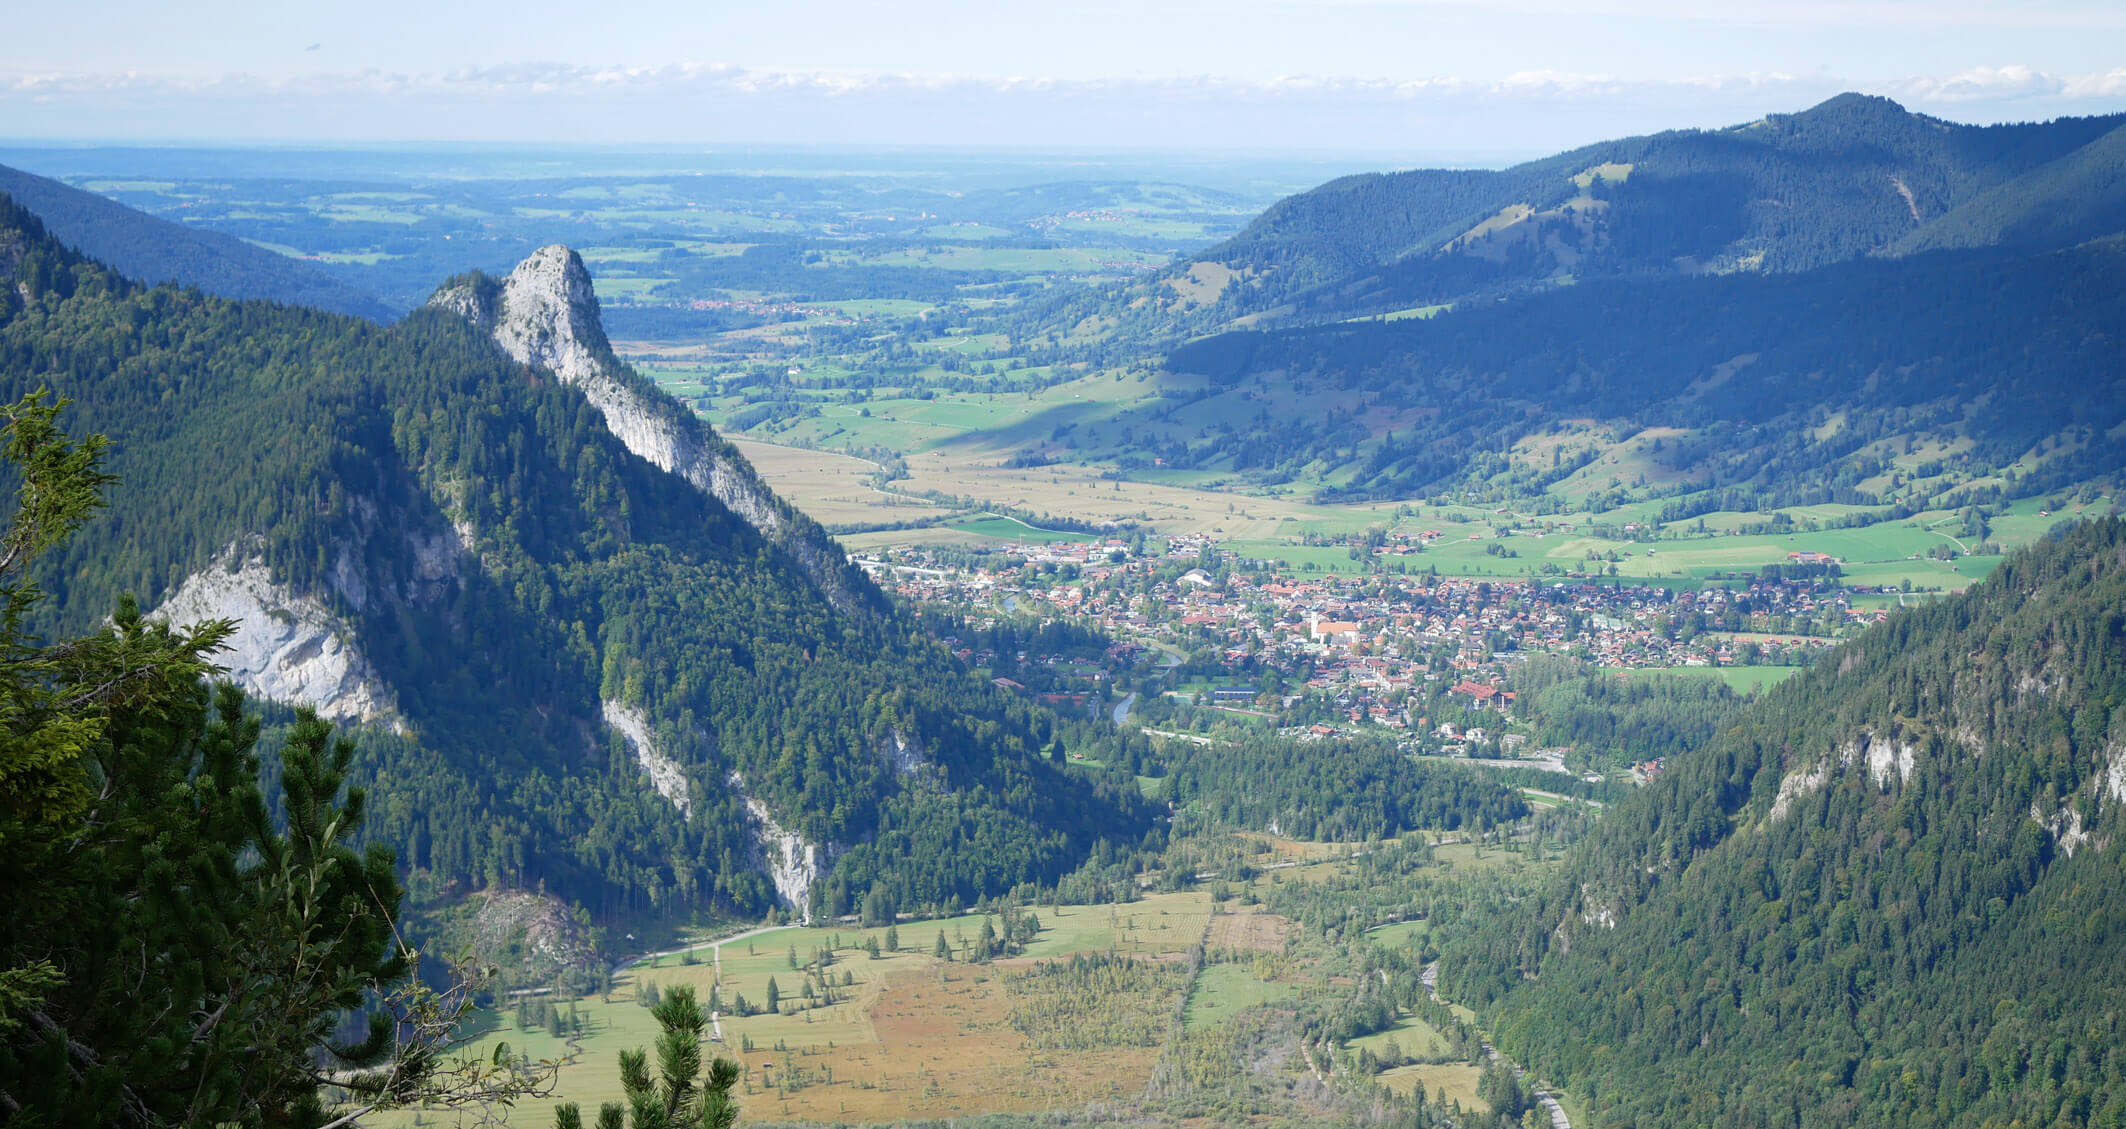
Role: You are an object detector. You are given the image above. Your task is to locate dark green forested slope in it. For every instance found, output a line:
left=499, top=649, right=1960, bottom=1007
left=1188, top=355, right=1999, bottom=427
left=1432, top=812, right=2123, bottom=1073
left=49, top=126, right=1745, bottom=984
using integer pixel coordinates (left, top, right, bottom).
left=1443, top=519, right=2126, bottom=1129
left=1160, top=240, right=2126, bottom=504
left=1140, top=94, right=2126, bottom=334
left=0, top=191, right=1152, bottom=923
left=1155, top=732, right=1528, bottom=840
left=1890, top=119, right=2126, bottom=256
left=0, top=162, right=395, bottom=322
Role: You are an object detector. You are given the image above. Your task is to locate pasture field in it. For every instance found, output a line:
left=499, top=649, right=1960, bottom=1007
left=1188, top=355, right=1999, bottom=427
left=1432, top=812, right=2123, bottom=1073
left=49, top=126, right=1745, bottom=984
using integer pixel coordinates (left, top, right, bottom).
left=836, top=525, right=1003, bottom=551
left=361, top=829, right=1550, bottom=1127
left=1351, top=1014, right=1454, bottom=1059
left=939, top=514, right=1087, bottom=543
left=648, top=336, right=2095, bottom=601
left=1600, top=665, right=1806, bottom=695
left=823, top=245, right=1171, bottom=274
left=629, top=323, right=2074, bottom=597
left=724, top=440, right=954, bottom=528
left=1184, top=961, right=1297, bottom=1029
left=1379, top=1062, right=1489, bottom=1110
left=1204, top=906, right=1295, bottom=952
left=710, top=421, right=2051, bottom=601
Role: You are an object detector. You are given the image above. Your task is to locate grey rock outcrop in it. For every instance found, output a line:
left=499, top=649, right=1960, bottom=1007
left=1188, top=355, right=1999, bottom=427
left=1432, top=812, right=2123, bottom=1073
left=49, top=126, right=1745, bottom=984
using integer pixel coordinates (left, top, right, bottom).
left=455, top=889, right=603, bottom=985
left=883, top=727, right=928, bottom=777
left=602, top=699, right=693, bottom=819
left=728, top=771, right=839, bottom=921
left=151, top=545, right=396, bottom=724
left=429, top=246, right=871, bottom=614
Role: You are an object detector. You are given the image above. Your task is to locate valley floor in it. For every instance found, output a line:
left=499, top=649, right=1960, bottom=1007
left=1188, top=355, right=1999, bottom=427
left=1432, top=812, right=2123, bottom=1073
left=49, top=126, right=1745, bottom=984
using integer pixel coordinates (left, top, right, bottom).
left=363, top=832, right=1564, bottom=1128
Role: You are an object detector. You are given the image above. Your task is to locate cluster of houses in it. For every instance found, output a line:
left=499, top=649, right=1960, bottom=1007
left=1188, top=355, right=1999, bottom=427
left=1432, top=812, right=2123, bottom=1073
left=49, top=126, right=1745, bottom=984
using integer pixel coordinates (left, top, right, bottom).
left=857, top=537, right=1867, bottom=743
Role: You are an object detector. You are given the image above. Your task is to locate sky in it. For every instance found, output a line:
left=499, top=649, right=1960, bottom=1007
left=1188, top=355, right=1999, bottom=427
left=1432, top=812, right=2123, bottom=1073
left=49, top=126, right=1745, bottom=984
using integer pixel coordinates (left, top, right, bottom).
left=4, top=0, right=2124, bottom=160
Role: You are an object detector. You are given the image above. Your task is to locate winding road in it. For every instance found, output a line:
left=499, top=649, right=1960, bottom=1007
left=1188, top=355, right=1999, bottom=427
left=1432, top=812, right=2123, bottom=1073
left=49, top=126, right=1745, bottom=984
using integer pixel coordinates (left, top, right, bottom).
left=1423, top=962, right=1571, bottom=1129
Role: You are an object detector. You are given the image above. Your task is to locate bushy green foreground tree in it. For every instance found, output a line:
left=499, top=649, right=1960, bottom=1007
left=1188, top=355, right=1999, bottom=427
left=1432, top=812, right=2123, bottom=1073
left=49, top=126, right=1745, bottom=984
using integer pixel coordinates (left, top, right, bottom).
left=0, top=391, right=549, bottom=1126
left=555, top=986, right=739, bottom=1129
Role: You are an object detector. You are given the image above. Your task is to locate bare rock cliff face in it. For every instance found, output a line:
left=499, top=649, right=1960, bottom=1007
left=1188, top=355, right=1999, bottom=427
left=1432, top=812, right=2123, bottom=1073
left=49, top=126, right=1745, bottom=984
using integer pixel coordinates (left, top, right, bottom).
left=429, top=246, right=870, bottom=614
left=151, top=545, right=396, bottom=724
left=601, top=699, right=693, bottom=819
left=728, top=771, right=840, bottom=921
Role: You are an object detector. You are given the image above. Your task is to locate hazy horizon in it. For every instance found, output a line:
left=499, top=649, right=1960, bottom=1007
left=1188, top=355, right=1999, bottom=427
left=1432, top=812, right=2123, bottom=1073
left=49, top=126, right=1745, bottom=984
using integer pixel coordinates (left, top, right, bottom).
left=7, top=1, right=2124, bottom=152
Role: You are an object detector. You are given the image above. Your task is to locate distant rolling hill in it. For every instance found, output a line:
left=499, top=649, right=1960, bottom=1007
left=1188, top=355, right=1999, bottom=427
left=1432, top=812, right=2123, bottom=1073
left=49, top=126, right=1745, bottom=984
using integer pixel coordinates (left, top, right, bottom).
left=990, top=96, right=2126, bottom=509
left=1113, top=94, right=2126, bottom=335
left=0, top=162, right=396, bottom=321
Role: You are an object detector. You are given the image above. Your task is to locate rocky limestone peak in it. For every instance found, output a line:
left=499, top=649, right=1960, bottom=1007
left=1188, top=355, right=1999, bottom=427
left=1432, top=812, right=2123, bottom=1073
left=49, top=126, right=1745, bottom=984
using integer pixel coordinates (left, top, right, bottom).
left=429, top=244, right=880, bottom=619
left=491, top=244, right=613, bottom=383
left=426, top=270, right=502, bottom=332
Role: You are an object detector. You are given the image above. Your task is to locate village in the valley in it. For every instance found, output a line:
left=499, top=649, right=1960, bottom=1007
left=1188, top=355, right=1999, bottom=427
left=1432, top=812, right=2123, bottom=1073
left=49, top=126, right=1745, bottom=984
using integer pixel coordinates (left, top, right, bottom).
left=856, top=529, right=1887, bottom=775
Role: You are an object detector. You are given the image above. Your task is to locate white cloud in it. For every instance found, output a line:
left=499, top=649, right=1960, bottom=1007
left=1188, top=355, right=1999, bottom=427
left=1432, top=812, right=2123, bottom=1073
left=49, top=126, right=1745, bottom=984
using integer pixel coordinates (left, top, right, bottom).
left=2062, top=68, right=2126, bottom=99
left=0, top=62, right=1835, bottom=104
left=1305, top=0, right=2126, bottom=31
left=2, top=60, right=2121, bottom=150
left=1889, top=65, right=2067, bottom=103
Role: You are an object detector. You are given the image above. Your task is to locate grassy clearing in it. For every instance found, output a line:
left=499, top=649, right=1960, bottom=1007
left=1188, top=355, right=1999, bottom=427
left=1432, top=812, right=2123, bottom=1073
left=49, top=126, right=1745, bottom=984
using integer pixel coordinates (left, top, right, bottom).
left=1017, top=890, right=1212, bottom=958
left=1184, top=962, right=1296, bottom=1029
left=1380, top=1062, right=1488, bottom=1110
left=1363, top=920, right=1431, bottom=949
left=1351, top=1014, right=1453, bottom=1059
left=1431, top=842, right=1533, bottom=875
left=1598, top=665, right=1805, bottom=694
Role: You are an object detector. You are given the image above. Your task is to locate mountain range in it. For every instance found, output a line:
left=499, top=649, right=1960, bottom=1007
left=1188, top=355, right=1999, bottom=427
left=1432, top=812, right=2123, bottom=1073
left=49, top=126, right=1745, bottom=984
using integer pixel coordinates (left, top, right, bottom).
left=0, top=189, right=1150, bottom=932
left=999, top=96, right=2126, bottom=508
left=1149, top=93, right=2126, bottom=332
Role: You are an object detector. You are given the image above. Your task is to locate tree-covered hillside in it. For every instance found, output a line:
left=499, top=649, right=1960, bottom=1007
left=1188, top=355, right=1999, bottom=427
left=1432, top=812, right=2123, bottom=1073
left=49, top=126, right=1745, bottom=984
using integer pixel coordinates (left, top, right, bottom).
left=0, top=190, right=1153, bottom=925
left=1155, top=240, right=2126, bottom=505
left=1108, top=94, right=2126, bottom=337
left=1443, top=518, right=2126, bottom=1128
left=0, top=162, right=395, bottom=321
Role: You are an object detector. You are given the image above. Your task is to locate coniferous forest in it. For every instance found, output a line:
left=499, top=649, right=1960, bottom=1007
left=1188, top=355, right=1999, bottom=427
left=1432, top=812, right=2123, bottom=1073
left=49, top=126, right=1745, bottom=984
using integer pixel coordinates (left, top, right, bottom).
left=1445, top=518, right=2126, bottom=1128
left=0, top=191, right=1156, bottom=924
left=5, top=73, right=2126, bottom=1129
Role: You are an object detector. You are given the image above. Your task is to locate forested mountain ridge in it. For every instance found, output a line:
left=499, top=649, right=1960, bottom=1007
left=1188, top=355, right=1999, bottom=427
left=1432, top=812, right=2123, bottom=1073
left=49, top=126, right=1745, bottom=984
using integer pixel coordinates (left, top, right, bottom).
left=1443, top=518, right=2126, bottom=1128
left=0, top=162, right=396, bottom=322
left=429, top=245, right=880, bottom=615
left=1097, top=94, right=2126, bottom=336
left=1150, top=238, right=2126, bottom=503
left=0, top=189, right=1153, bottom=929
